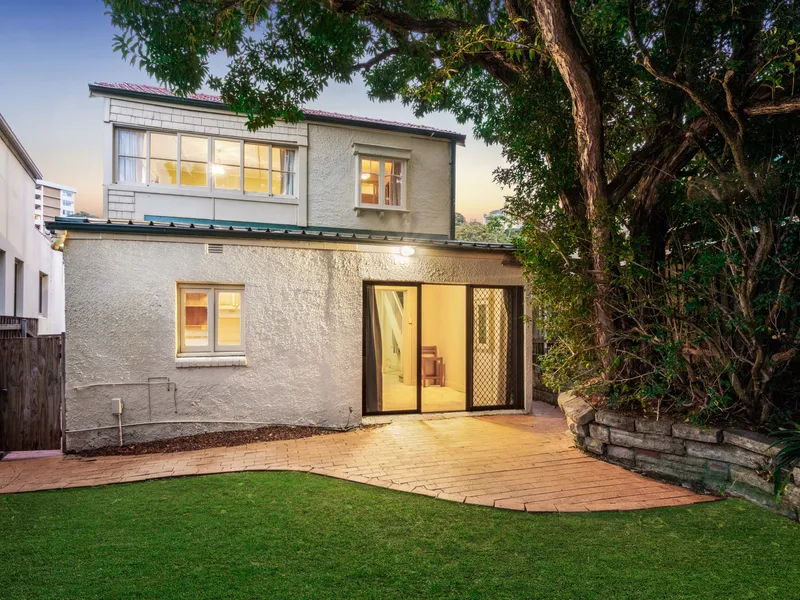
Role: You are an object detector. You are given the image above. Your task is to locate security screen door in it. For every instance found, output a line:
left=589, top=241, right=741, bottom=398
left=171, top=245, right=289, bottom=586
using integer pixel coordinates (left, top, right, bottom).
left=467, top=286, right=523, bottom=410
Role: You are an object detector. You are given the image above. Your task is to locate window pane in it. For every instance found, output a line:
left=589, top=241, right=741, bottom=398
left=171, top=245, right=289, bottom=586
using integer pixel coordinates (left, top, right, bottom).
left=213, top=140, right=241, bottom=190
left=244, top=143, right=269, bottom=169
left=244, top=168, right=270, bottom=193
left=217, top=291, right=242, bottom=346
left=183, top=291, right=209, bottom=348
left=214, top=164, right=241, bottom=190
left=150, top=159, right=178, bottom=185
left=118, top=157, right=145, bottom=183
left=271, top=147, right=296, bottom=172
left=150, top=133, right=177, bottom=160
left=214, top=140, right=240, bottom=166
left=384, top=160, right=403, bottom=207
left=271, top=171, right=295, bottom=196
left=360, top=158, right=380, bottom=205
left=181, top=161, right=208, bottom=187
left=181, top=136, right=208, bottom=162
left=360, top=175, right=379, bottom=204
left=117, top=130, right=145, bottom=183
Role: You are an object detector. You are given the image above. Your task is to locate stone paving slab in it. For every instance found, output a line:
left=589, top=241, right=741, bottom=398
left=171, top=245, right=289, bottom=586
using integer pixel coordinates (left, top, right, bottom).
left=0, top=403, right=716, bottom=512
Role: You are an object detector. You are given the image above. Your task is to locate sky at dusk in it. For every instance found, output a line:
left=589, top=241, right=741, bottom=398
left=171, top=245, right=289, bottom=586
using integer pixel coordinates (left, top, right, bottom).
left=0, top=0, right=508, bottom=220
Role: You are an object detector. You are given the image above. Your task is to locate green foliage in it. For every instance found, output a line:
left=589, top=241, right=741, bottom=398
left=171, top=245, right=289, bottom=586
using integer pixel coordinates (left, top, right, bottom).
left=770, top=426, right=800, bottom=500
left=455, top=215, right=515, bottom=243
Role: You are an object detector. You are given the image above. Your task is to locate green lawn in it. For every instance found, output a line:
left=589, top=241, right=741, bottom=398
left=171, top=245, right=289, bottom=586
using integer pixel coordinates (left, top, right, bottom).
left=1, top=473, right=798, bottom=599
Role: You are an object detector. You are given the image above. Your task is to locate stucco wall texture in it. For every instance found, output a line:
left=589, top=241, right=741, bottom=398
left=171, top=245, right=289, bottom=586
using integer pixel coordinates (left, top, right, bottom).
left=64, top=235, right=530, bottom=451
left=306, top=123, right=452, bottom=237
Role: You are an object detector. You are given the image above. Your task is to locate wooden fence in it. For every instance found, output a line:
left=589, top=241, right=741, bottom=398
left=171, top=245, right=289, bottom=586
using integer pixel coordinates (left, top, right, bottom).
left=0, top=333, right=64, bottom=452
left=0, top=315, right=38, bottom=339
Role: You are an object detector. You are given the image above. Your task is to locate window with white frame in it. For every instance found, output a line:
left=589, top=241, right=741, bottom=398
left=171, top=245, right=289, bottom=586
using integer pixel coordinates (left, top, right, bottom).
left=357, top=156, right=406, bottom=208
left=178, top=284, right=245, bottom=355
left=115, top=128, right=296, bottom=196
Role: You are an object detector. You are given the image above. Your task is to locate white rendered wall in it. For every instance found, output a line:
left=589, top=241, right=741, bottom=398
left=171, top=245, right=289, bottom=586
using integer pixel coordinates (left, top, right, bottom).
left=63, top=234, right=530, bottom=450
left=0, top=137, right=65, bottom=334
left=306, top=123, right=452, bottom=238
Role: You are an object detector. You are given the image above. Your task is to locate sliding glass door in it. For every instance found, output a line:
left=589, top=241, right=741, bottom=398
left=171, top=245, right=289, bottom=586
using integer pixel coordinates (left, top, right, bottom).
left=364, top=282, right=523, bottom=415
left=363, top=283, right=420, bottom=414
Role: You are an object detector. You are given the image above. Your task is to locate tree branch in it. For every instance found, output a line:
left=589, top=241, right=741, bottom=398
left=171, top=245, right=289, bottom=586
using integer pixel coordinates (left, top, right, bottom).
left=743, top=97, right=800, bottom=116
left=352, top=47, right=399, bottom=72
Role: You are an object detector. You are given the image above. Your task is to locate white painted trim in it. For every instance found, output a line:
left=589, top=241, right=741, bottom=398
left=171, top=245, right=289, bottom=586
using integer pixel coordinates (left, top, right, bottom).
left=175, top=356, right=247, bottom=368
left=352, top=142, right=412, bottom=160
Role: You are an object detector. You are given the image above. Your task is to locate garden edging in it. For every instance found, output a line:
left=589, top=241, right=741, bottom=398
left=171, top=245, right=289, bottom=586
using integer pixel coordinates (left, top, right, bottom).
left=558, top=392, right=800, bottom=519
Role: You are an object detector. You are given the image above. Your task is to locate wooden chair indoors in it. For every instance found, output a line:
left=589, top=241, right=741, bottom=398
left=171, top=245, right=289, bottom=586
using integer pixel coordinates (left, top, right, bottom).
left=421, top=346, right=446, bottom=387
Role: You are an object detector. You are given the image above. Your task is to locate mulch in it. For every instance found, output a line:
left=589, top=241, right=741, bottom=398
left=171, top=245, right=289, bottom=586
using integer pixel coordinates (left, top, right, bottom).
left=77, top=425, right=346, bottom=458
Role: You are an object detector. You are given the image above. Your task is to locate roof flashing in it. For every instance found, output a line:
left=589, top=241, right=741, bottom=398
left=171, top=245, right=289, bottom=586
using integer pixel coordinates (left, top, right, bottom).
left=48, top=217, right=516, bottom=253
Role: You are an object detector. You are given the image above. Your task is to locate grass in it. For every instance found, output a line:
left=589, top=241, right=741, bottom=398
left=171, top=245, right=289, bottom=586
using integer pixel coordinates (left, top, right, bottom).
left=1, top=472, right=799, bottom=599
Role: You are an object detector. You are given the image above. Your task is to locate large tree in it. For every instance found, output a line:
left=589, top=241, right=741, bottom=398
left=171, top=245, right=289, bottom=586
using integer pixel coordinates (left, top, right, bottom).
left=106, top=0, right=800, bottom=424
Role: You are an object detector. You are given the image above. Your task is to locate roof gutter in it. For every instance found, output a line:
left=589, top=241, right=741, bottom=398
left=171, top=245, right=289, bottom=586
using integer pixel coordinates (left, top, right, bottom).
left=88, top=84, right=467, bottom=143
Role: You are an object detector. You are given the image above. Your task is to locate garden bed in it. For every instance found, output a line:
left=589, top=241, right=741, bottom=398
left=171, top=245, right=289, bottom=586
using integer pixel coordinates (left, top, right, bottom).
left=77, top=425, right=346, bottom=457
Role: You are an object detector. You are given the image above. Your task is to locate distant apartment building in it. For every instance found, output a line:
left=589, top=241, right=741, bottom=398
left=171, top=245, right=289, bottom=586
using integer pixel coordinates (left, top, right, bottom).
left=0, top=112, right=65, bottom=333
left=35, top=180, right=76, bottom=232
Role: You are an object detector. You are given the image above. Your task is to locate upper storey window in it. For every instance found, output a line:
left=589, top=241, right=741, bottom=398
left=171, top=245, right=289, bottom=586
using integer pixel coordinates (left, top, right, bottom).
left=354, top=142, right=410, bottom=210
left=358, top=157, right=405, bottom=208
left=114, top=128, right=297, bottom=197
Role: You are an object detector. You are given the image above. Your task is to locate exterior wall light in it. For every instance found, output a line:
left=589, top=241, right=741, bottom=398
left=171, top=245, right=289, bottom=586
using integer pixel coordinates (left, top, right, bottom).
left=399, top=246, right=415, bottom=257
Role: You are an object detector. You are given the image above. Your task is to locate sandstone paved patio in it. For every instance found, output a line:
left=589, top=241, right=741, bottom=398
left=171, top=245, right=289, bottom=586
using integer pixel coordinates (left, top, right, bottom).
left=0, top=403, right=715, bottom=512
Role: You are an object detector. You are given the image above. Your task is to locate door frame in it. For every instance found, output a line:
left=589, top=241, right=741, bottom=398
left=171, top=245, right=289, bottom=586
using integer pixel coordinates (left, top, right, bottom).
left=362, top=281, right=525, bottom=416
left=362, top=281, right=422, bottom=416
left=466, top=285, right=525, bottom=412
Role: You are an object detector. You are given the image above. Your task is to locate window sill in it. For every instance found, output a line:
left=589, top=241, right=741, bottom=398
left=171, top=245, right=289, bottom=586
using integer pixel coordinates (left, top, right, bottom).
left=175, top=356, right=247, bottom=368
left=109, top=183, right=299, bottom=205
left=354, top=206, right=409, bottom=214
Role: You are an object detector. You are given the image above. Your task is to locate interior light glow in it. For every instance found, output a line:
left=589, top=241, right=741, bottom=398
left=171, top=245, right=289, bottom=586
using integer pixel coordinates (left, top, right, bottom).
left=400, top=246, right=415, bottom=257
left=212, top=164, right=225, bottom=175
left=361, top=172, right=371, bottom=180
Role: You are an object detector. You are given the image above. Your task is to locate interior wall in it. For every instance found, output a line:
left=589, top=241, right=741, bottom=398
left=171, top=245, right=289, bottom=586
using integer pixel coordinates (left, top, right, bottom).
left=422, top=285, right=466, bottom=392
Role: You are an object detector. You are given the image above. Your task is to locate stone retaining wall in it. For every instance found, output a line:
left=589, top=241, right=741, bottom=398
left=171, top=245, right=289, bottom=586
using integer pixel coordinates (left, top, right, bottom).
left=558, top=392, right=800, bottom=519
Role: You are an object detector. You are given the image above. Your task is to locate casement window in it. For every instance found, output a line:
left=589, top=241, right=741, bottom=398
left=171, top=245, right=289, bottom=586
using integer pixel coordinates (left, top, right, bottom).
left=357, top=156, right=406, bottom=209
left=178, top=284, right=245, bottom=355
left=116, top=129, right=146, bottom=183
left=115, top=128, right=296, bottom=196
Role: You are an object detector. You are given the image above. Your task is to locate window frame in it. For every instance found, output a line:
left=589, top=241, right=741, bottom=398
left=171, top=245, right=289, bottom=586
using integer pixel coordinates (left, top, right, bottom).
left=114, top=126, right=297, bottom=199
left=355, top=154, right=408, bottom=210
left=178, top=284, right=245, bottom=356
left=115, top=128, right=147, bottom=184
left=38, top=272, right=49, bottom=317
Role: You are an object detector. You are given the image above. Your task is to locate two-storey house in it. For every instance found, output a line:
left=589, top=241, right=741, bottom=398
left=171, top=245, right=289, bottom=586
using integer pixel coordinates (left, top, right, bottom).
left=51, top=83, right=532, bottom=451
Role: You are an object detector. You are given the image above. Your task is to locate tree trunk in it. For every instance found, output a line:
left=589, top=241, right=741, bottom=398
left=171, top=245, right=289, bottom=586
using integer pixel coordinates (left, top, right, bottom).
left=530, top=0, right=615, bottom=371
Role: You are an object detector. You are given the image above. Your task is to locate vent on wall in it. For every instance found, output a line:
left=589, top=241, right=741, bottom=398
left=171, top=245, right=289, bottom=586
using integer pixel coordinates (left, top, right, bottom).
left=206, top=243, right=224, bottom=254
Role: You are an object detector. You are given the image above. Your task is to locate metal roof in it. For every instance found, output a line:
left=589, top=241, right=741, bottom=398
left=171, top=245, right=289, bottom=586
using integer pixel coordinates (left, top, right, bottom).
left=48, top=217, right=516, bottom=253
left=89, top=82, right=467, bottom=143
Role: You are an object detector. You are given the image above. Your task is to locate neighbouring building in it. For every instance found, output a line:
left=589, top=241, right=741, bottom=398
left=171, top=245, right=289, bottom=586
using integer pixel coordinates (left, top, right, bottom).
left=50, top=82, right=532, bottom=451
left=35, top=180, right=76, bottom=232
left=0, top=112, right=65, bottom=334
